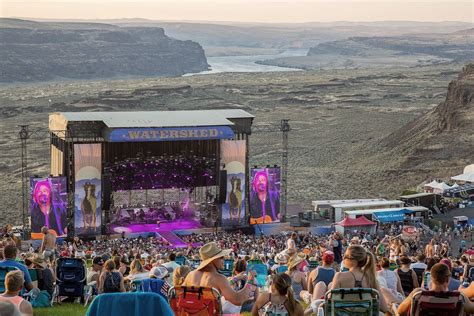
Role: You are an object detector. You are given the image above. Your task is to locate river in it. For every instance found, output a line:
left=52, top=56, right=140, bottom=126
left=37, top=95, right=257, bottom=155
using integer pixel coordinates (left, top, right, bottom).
left=186, top=49, right=307, bottom=75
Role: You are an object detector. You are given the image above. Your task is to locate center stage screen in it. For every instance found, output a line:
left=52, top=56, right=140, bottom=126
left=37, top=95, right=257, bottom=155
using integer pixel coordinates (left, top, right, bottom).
left=30, top=177, right=68, bottom=239
left=221, top=140, right=246, bottom=226
left=74, top=143, right=102, bottom=236
left=250, top=167, right=281, bottom=224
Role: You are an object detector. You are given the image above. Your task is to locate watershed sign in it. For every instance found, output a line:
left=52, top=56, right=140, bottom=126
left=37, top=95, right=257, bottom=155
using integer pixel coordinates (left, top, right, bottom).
left=105, top=126, right=234, bottom=142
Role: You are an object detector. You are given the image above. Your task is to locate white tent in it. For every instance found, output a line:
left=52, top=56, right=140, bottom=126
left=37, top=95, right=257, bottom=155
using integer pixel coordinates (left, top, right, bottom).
left=451, top=183, right=460, bottom=188
left=464, top=164, right=474, bottom=174
left=424, top=180, right=452, bottom=194
left=451, top=172, right=474, bottom=183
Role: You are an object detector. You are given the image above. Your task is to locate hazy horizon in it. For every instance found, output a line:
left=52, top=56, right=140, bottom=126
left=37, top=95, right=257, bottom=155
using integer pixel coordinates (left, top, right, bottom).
left=2, top=0, right=473, bottom=23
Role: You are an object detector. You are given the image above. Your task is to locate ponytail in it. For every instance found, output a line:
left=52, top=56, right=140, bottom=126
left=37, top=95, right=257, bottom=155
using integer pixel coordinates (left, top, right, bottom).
left=285, top=286, right=297, bottom=315
left=362, top=251, right=379, bottom=290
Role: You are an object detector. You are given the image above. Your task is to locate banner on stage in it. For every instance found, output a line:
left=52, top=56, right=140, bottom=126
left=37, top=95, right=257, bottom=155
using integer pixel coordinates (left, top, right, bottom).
left=105, top=126, right=235, bottom=142
left=250, top=167, right=281, bottom=224
left=74, top=143, right=102, bottom=236
left=221, top=140, right=246, bottom=226
left=30, top=177, right=68, bottom=239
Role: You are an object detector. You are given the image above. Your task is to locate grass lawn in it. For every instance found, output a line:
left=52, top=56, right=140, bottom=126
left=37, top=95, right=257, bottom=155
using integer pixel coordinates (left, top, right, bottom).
left=34, top=304, right=88, bottom=316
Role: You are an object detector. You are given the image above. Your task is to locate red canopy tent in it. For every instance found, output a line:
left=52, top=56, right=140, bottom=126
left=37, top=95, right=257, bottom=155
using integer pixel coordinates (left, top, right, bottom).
left=336, top=216, right=376, bottom=227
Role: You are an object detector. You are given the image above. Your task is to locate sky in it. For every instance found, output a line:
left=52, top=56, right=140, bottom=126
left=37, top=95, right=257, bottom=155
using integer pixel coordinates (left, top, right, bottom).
left=1, top=0, right=473, bottom=23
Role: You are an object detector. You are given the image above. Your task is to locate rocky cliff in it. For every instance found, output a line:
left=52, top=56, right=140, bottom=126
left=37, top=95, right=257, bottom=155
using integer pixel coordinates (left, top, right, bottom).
left=382, top=63, right=474, bottom=170
left=0, top=19, right=209, bottom=82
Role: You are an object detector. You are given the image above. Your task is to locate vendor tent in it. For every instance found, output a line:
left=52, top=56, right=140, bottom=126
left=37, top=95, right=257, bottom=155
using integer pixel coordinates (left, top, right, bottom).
left=335, top=216, right=377, bottom=234
left=336, top=216, right=376, bottom=227
left=451, top=172, right=474, bottom=183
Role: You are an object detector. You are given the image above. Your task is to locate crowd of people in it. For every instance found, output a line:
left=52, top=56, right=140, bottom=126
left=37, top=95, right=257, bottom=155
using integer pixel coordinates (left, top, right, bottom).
left=0, top=222, right=473, bottom=315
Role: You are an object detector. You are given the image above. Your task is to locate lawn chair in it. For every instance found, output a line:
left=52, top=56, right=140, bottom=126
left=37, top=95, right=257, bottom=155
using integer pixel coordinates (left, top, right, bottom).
left=308, top=260, right=320, bottom=271
left=86, top=292, right=173, bottom=316
left=135, top=278, right=169, bottom=301
left=168, top=286, right=221, bottom=316
left=55, top=257, right=86, bottom=304
left=409, top=290, right=464, bottom=316
left=247, top=263, right=268, bottom=288
left=175, top=256, right=186, bottom=266
left=189, top=259, right=201, bottom=270
left=219, top=259, right=234, bottom=277
left=323, top=288, right=380, bottom=316
left=0, top=266, right=19, bottom=292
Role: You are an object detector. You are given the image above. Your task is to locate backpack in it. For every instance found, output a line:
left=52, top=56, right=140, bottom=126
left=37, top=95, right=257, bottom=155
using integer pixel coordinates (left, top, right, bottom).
left=30, top=290, right=52, bottom=308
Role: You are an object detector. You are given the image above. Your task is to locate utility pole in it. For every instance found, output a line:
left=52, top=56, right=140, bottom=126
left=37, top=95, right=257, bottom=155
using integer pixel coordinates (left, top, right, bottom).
left=19, top=125, right=29, bottom=237
left=280, top=119, right=290, bottom=222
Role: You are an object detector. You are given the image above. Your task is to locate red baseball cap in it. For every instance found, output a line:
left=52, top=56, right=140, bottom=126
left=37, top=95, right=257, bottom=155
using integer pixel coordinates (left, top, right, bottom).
left=322, top=251, right=335, bottom=264
left=440, top=258, right=452, bottom=271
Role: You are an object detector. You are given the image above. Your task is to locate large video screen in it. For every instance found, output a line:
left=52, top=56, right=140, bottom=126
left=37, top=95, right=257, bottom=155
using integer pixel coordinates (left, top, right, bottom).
left=74, top=144, right=102, bottom=236
left=30, top=177, right=68, bottom=239
left=220, top=140, right=246, bottom=226
left=250, top=167, right=281, bottom=224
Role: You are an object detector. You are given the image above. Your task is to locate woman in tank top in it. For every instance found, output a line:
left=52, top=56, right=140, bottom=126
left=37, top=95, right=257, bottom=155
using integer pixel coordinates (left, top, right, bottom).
left=252, top=273, right=303, bottom=316
left=330, top=245, right=390, bottom=314
left=395, top=256, right=419, bottom=296
left=98, top=259, right=125, bottom=293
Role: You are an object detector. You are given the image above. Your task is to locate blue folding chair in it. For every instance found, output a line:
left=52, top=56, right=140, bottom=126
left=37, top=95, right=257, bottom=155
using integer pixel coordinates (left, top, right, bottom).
left=135, top=278, right=168, bottom=301
left=86, top=292, right=173, bottom=316
left=190, top=259, right=201, bottom=269
left=175, top=256, right=186, bottom=266
left=247, top=263, right=268, bottom=288
left=219, top=259, right=234, bottom=277
left=0, top=266, right=19, bottom=292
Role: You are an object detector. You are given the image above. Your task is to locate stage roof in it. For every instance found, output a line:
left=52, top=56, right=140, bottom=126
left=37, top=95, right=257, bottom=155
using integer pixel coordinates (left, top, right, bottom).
left=331, top=200, right=403, bottom=209
left=50, top=109, right=254, bottom=129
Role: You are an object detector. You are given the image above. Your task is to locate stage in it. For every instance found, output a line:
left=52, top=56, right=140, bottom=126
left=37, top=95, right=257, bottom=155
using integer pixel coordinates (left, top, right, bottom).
left=109, top=218, right=202, bottom=234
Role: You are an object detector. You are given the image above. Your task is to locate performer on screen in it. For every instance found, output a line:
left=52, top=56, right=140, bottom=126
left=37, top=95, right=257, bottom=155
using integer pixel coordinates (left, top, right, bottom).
left=250, top=170, right=279, bottom=224
left=31, top=179, right=67, bottom=236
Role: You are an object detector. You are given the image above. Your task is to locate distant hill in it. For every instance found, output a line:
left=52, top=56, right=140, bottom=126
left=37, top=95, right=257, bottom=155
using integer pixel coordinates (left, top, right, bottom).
left=0, top=18, right=209, bottom=82
left=308, top=29, right=474, bottom=62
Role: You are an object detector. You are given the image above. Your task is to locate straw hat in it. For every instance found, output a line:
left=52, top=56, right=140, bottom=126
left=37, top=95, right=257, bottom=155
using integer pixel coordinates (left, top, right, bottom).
left=275, top=253, right=288, bottom=264
left=196, top=242, right=232, bottom=271
left=31, top=254, right=48, bottom=269
left=288, top=255, right=305, bottom=270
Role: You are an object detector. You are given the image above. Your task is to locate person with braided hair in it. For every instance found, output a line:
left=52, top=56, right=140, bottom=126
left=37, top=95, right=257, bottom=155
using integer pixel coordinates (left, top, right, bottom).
left=252, top=273, right=303, bottom=316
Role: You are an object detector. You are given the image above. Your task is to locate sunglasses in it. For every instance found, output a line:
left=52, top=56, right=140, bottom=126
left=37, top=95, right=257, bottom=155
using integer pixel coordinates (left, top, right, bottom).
left=343, top=255, right=355, bottom=260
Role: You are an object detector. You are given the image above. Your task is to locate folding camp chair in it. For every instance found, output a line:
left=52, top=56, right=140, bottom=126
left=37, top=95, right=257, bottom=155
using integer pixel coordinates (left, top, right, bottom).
left=168, top=286, right=221, bottom=316
left=308, top=260, right=320, bottom=271
left=247, top=263, right=268, bottom=288
left=190, top=259, right=201, bottom=270
left=219, top=259, right=234, bottom=277
left=0, top=266, right=19, bottom=292
left=409, top=290, right=464, bottom=316
left=175, top=256, right=186, bottom=266
left=86, top=292, right=173, bottom=316
left=323, top=288, right=380, bottom=316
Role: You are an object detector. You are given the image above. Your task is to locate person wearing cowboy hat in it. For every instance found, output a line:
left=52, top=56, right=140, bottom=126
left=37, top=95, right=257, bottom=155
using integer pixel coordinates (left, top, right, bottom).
left=184, top=242, right=258, bottom=306
left=271, top=253, right=289, bottom=273
left=286, top=255, right=307, bottom=302
left=31, top=254, right=55, bottom=296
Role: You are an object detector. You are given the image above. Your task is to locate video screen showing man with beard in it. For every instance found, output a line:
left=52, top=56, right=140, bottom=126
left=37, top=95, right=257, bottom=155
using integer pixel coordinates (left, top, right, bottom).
left=31, top=178, right=67, bottom=237
left=249, top=169, right=280, bottom=224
